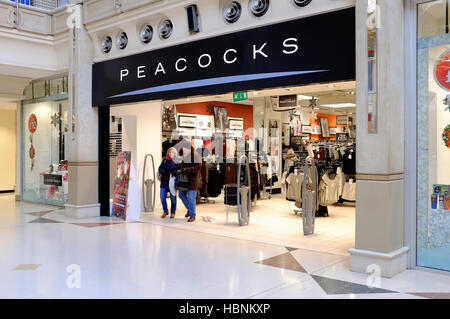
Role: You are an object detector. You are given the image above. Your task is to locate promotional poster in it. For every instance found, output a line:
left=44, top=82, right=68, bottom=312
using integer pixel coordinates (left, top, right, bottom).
left=112, top=151, right=131, bottom=220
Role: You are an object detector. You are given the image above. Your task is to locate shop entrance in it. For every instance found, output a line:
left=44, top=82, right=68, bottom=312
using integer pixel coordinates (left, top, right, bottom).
left=95, top=7, right=356, bottom=255
left=108, top=80, right=356, bottom=255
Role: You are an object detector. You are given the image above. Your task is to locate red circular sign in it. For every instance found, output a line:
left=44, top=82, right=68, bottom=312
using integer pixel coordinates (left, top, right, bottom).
left=28, top=114, right=37, bottom=133
left=434, top=49, right=450, bottom=91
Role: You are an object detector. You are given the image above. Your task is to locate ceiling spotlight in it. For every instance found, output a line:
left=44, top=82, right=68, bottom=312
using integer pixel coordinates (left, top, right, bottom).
left=293, top=0, right=313, bottom=7
left=223, top=1, right=242, bottom=24
left=116, top=32, right=128, bottom=50
left=158, top=19, right=173, bottom=39
left=328, top=85, right=336, bottom=88
left=139, top=24, right=153, bottom=44
left=249, top=0, right=270, bottom=17
left=253, top=92, right=258, bottom=95
left=101, top=35, right=112, bottom=53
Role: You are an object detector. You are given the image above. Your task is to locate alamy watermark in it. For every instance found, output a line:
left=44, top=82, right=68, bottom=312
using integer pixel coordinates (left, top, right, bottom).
left=66, top=264, right=81, bottom=288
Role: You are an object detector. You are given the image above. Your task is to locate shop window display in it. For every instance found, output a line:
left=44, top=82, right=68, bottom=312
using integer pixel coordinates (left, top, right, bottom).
left=416, top=0, right=450, bottom=271
left=22, top=76, right=69, bottom=206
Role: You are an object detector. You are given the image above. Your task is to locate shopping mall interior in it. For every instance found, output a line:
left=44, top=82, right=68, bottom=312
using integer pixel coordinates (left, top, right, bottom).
left=109, top=80, right=357, bottom=256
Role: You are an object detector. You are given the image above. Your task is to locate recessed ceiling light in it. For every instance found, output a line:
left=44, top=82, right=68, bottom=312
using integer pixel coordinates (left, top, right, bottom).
left=328, top=85, right=336, bottom=88
left=253, top=92, right=258, bottom=95
left=321, top=103, right=356, bottom=108
left=285, top=88, right=294, bottom=92
left=297, top=95, right=313, bottom=100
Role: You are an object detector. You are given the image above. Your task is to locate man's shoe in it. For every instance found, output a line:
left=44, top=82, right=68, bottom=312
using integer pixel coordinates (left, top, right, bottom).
left=187, top=217, right=195, bottom=222
left=185, top=212, right=190, bottom=218
left=161, top=212, right=168, bottom=218
left=170, top=214, right=175, bottom=219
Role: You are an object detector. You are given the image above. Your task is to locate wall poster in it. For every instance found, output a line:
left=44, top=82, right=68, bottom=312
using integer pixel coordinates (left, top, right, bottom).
left=320, top=117, right=330, bottom=137
left=162, top=104, right=177, bottom=132
left=214, top=106, right=228, bottom=133
left=112, top=151, right=131, bottom=220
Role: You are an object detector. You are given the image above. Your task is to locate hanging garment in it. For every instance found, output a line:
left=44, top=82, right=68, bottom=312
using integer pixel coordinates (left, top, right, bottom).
left=342, top=181, right=356, bottom=201
left=302, top=159, right=318, bottom=235
left=207, top=166, right=223, bottom=198
left=286, top=172, right=304, bottom=201
left=224, top=163, right=237, bottom=185
left=283, top=149, right=298, bottom=172
left=314, top=149, right=326, bottom=161
left=200, top=161, right=208, bottom=198
left=318, top=173, right=340, bottom=206
left=335, top=167, right=345, bottom=197
left=249, top=163, right=260, bottom=201
left=226, top=139, right=236, bottom=159
left=342, top=149, right=356, bottom=174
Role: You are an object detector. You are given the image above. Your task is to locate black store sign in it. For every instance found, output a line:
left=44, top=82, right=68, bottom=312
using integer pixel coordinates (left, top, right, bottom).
left=92, top=8, right=355, bottom=106
left=43, top=174, right=62, bottom=186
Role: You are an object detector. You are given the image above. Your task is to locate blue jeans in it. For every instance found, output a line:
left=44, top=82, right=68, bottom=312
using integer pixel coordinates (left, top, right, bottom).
left=160, top=187, right=177, bottom=215
left=179, top=190, right=197, bottom=218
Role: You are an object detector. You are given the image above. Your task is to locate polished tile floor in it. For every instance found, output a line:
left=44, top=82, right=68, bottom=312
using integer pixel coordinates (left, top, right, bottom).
left=142, top=194, right=355, bottom=256
left=1, top=193, right=450, bottom=299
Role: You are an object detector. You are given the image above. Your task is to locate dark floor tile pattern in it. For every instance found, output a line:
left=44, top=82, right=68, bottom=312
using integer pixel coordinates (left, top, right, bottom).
left=255, top=252, right=307, bottom=273
left=13, top=264, right=41, bottom=270
left=70, top=222, right=123, bottom=228
left=29, top=217, right=62, bottom=223
left=311, top=275, right=398, bottom=295
left=26, top=210, right=54, bottom=217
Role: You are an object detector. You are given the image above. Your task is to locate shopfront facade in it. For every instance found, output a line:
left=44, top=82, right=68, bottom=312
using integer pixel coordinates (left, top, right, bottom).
left=404, top=0, right=450, bottom=274
left=53, top=0, right=449, bottom=277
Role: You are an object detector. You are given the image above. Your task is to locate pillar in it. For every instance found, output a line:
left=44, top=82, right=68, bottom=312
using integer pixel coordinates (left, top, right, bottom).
left=64, top=2, right=100, bottom=218
left=349, top=0, right=409, bottom=277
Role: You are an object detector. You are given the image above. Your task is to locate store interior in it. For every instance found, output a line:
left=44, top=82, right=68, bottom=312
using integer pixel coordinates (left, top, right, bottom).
left=109, top=80, right=357, bottom=255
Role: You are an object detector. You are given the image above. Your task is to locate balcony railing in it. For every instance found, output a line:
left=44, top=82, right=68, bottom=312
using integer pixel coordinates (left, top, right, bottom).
left=9, top=0, right=69, bottom=10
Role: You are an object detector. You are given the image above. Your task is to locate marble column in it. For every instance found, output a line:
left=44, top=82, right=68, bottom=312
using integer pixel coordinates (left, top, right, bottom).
left=64, top=3, right=100, bottom=218
left=349, top=0, right=409, bottom=278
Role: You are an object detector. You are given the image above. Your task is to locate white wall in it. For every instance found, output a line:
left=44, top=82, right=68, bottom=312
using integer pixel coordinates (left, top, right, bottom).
left=110, top=101, right=162, bottom=212
left=0, top=108, right=16, bottom=191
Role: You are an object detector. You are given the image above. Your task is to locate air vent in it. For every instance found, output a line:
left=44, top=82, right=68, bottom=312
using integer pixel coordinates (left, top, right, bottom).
left=139, top=24, right=153, bottom=44
left=158, top=19, right=173, bottom=39
left=116, top=32, right=128, bottom=50
left=223, top=1, right=242, bottom=24
left=293, top=0, right=313, bottom=7
left=249, top=0, right=270, bottom=17
left=101, top=36, right=112, bottom=53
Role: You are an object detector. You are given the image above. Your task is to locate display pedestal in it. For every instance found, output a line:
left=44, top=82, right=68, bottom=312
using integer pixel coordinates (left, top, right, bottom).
left=349, top=247, right=409, bottom=278
left=65, top=203, right=100, bottom=219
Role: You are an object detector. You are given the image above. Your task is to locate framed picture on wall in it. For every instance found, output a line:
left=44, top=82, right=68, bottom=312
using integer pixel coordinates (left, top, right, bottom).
left=311, top=125, right=322, bottom=135
left=178, top=115, right=197, bottom=128
left=320, top=117, right=330, bottom=137
left=229, top=119, right=243, bottom=130
left=336, top=115, right=348, bottom=125
left=213, top=106, right=228, bottom=133
left=302, top=125, right=312, bottom=134
left=162, top=104, right=178, bottom=132
left=289, top=113, right=302, bottom=136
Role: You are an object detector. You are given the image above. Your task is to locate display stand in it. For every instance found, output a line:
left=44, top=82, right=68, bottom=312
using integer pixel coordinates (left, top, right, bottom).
left=142, top=154, right=156, bottom=212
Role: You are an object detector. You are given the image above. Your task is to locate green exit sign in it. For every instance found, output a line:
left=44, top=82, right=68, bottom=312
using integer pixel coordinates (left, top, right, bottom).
left=233, top=91, right=248, bottom=102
